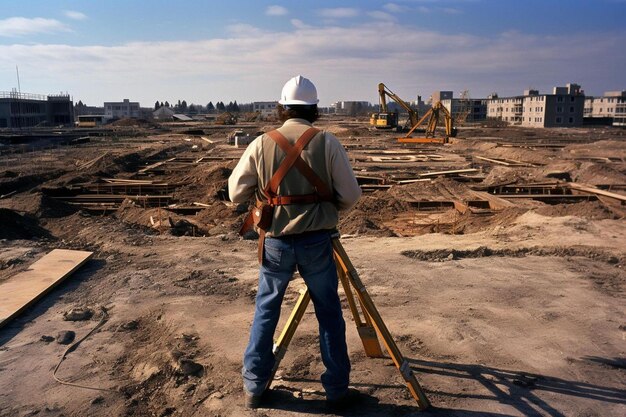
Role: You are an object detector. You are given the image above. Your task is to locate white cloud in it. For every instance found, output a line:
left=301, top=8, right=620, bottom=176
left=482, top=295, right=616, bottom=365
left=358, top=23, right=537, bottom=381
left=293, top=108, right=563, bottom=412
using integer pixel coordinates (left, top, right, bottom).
left=1, top=23, right=622, bottom=105
left=383, top=3, right=407, bottom=13
left=0, top=17, right=69, bottom=37
left=317, top=8, right=360, bottom=19
left=291, top=19, right=310, bottom=30
left=266, top=5, right=288, bottom=16
left=368, top=11, right=396, bottom=22
left=64, top=11, right=87, bottom=20
left=442, top=7, right=462, bottom=14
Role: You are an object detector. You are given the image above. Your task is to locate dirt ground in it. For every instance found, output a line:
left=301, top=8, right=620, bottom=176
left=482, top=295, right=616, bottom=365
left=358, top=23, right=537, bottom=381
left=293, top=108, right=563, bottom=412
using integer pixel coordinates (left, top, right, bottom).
left=0, top=119, right=625, bottom=417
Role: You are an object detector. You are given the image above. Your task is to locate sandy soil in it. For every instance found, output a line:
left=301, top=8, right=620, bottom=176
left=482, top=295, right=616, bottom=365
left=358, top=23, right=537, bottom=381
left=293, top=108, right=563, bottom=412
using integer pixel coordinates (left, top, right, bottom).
left=0, top=121, right=625, bottom=417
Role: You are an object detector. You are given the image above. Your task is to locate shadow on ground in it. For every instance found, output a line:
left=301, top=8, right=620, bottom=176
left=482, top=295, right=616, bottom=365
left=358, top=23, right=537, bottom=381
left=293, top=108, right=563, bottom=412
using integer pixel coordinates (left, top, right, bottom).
left=408, top=357, right=626, bottom=417
left=276, top=357, right=626, bottom=416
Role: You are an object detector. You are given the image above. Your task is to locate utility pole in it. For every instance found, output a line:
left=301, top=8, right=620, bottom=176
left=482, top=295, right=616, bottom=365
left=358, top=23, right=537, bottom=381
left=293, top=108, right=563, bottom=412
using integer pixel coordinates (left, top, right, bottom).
left=16, top=65, right=22, bottom=130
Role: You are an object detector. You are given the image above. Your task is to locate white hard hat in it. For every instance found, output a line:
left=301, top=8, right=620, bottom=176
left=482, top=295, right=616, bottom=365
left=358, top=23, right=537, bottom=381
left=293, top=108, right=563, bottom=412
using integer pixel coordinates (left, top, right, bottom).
left=278, top=75, right=319, bottom=105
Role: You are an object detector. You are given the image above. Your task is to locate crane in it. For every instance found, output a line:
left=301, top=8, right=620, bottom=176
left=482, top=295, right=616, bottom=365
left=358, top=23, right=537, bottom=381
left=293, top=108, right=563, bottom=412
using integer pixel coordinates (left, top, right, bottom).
left=370, top=83, right=419, bottom=130
left=398, top=101, right=457, bottom=144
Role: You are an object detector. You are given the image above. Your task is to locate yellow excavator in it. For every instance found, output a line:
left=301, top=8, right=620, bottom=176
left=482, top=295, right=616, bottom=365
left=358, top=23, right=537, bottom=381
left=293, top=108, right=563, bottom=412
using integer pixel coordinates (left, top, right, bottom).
left=370, top=83, right=419, bottom=130
left=398, top=101, right=457, bottom=144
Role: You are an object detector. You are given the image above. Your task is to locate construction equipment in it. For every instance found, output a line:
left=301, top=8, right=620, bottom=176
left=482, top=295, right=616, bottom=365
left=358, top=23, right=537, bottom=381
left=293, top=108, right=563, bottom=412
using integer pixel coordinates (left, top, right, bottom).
left=370, top=83, right=419, bottom=130
left=399, top=101, right=457, bottom=144
left=265, top=232, right=431, bottom=410
left=215, top=112, right=237, bottom=125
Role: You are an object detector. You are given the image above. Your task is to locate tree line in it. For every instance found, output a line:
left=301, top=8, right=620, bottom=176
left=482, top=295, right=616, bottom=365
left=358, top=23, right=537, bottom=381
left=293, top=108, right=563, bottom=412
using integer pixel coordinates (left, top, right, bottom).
left=154, top=100, right=247, bottom=113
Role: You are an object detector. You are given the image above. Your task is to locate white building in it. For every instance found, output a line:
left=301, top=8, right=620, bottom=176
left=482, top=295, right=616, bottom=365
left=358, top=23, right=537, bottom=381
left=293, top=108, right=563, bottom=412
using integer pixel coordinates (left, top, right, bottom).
left=487, top=84, right=585, bottom=128
left=253, top=101, right=278, bottom=119
left=331, top=101, right=371, bottom=115
left=104, top=99, right=140, bottom=119
left=584, top=91, right=626, bottom=127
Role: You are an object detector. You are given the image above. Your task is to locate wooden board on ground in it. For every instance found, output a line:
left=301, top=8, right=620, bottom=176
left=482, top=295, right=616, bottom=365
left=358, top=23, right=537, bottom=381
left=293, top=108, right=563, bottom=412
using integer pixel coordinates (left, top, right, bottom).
left=0, top=249, right=93, bottom=329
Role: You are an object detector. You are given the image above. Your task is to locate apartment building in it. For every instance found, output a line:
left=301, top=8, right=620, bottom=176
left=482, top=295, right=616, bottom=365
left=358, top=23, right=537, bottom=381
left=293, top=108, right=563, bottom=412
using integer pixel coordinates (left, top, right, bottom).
left=252, top=101, right=278, bottom=119
left=486, top=94, right=523, bottom=124
left=104, top=99, right=140, bottom=119
left=0, top=91, right=73, bottom=128
left=584, top=91, right=626, bottom=127
left=487, top=84, right=584, bottom=128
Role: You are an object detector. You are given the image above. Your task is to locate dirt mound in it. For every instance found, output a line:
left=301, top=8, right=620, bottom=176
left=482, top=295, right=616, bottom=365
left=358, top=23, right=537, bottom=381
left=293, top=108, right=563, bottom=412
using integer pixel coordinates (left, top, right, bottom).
left=170, top=161, right=235, bottom=203
left=0, top=208, right=51, bottom=240
left=2, top=192, right=78, bottom=218
left=324, top=125, right=368, bottom=137
left=338, top=193, right=410, bottom=236
left=0, top=170, right=66, bottom=196
left=388, top=177, right=476, bottom=201
left=534, top=201, right=618, bottom=219
left=401, top=245, right=624, bottom=265
left=115, top=201, right=209, bottom=236
left=480, top=166, right=540, bottom=187
left=572, top=163, right=626, bottom=185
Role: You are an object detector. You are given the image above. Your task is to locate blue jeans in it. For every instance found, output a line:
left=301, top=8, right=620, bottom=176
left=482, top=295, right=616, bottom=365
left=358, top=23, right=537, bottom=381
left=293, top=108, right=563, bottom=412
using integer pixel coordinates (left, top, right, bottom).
left=242, top=230, right=350, bottom=400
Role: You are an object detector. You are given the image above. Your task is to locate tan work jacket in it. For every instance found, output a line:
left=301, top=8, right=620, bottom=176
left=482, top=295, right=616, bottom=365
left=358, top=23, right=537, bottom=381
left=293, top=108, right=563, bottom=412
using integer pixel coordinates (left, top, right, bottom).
left=228, top=118, right=361, bottom=237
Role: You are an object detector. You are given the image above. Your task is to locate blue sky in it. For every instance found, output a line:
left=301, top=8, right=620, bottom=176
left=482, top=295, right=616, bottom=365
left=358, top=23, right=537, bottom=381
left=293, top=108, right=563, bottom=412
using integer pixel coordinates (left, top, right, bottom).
left=1, top=0, right=625, bottom=107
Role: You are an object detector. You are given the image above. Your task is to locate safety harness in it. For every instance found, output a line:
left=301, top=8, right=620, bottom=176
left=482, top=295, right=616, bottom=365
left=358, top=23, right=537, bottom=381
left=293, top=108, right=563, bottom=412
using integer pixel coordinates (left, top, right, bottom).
left=238, top=127, right=334, bottom=263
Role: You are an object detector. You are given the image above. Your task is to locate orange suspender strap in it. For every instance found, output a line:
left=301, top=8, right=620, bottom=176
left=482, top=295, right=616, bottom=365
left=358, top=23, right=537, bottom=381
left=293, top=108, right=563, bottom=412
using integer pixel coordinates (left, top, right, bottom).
left=238, top=127, right=321, bottom=237
left=264, top=128, right=333, bottom=201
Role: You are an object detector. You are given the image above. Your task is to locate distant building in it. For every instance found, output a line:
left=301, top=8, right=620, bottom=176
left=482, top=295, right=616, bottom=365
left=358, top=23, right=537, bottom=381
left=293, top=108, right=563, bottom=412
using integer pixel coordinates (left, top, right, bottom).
left=486, top=94, right=524, bottom=124
left=77, top=115, right=106, bottom=127
left=153, top=106, right=175, bottom=120
left=104, top=99, right=140, bottom=119
left=0, top=91, right=73, bottom=128
left=487, top=83, right=585, bottom=128
left=432, top=91, right=487, bottom=123
left=584, top=91, right=626, bottom=127
left=253, top=101, right=278, bottom=119
left=331, top=101, right=371, bottom=116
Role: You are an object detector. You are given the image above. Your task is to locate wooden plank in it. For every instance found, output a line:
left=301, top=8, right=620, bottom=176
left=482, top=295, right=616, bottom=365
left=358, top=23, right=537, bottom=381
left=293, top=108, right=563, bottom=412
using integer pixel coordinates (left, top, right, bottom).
left=475, top=155, right=537, bottom=167
left=419, top=168, right=478, bottom=178
left=102, top=178, right=155, bottom=184
left=496, top=194, right=597, bottom=201
left=568, top=183, right=626, bottom=202
left=0, top=249, right=93, bottom=329
left=469, top=190, right=516, bottom=209
left=474, top=155, right=512, bottom=166
left=138, top=157, right=176, bottom=173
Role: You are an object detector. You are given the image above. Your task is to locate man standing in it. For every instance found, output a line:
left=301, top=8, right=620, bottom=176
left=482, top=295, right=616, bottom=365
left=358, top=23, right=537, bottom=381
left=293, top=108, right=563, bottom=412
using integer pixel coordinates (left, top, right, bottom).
left=228, top=75, right=362, bottom=409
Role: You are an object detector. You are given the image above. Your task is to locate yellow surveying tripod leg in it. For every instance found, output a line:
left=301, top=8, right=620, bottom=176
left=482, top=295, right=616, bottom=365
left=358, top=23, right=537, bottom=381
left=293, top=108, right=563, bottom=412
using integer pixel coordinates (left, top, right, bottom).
left=331, top=237, right=431, bottom=410
left=336, top=259, right=384, bottom=358
left=265, top=288, right=310, bottom=391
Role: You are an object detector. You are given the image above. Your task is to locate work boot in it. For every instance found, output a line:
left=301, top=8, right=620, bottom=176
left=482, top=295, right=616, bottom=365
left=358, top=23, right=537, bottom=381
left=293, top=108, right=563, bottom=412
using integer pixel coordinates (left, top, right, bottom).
left=244, top=391, right=263, bottom=409
left=326, top=388, right=360, bottom=412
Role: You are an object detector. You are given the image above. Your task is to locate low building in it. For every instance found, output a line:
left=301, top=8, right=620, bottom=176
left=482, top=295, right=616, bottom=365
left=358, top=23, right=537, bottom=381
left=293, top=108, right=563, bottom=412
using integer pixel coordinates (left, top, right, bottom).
left=77, top=115, right=107, bottom=127
left=104, top=99, right=140, bottom=119
left=487, top=84, right=585, bottom=128
left=331, top=101, right=371, bottom=116
left=584, top=91, right=626, bottom=127
left=0, top=91, right=73, bottom=129
left=252, top=101, right=278, bottom=119
left=153, top=106, right=175, bottom=120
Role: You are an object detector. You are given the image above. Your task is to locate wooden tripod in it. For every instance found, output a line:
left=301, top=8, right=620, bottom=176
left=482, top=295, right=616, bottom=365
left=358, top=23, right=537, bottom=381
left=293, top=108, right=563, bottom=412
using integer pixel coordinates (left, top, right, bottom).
left=265, top=235, right=430, bottom=410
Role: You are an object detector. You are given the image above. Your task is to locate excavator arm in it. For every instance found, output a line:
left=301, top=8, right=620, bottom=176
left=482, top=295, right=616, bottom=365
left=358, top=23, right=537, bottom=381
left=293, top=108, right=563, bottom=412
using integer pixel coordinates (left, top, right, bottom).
left=378, top=83, right=419, bottom=127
